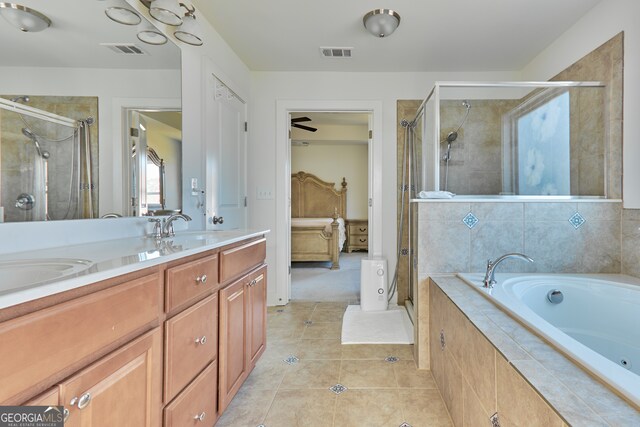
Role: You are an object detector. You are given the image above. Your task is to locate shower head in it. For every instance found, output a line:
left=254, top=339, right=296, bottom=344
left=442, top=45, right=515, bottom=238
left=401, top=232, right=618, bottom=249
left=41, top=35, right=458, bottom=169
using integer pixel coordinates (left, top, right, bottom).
left=441, top=100, right=472, bottom=144
left=445, top=131, right=458, bottom=143
left=21, top=128, right=49, bottom=159
left=10, top=95, right=29, bottom=103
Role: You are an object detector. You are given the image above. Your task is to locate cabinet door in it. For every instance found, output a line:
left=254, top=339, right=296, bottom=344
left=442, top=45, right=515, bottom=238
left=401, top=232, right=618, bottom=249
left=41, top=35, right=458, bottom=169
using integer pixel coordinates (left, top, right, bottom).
left=247, top=267, right=267, bottom=368
left=218, top=277, right=247, bottom=413
left=59, top=328, right=162, bottom=427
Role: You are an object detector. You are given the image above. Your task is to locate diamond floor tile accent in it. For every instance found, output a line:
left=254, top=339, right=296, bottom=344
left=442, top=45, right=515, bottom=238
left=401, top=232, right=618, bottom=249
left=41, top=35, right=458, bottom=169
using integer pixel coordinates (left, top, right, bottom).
left=304, top=320, right=313, bottom=325
left=283, top=355, right=299, bottom=365
left=385, top=356, right=399, bottom=363
left=569, top=212, right=586, bottom=229
left=399, top=423, right=412, bottom=427
left=463, top=212, right=479, bottom=229
left=329, top=383, right=348, bottom=395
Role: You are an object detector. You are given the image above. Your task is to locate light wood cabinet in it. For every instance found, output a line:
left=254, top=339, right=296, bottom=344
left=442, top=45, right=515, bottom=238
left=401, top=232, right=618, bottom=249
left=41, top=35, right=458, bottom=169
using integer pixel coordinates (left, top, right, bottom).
left=247, top=267, right=267, bottom=367
left=59, top=328, right=162, bottom=427
left=346, top=219, right=368, bottom=253
left=218, top=275, right=248, bottom=413
left=164, top=293, right=218, bottom=403
left=0, top=234, right=268, bottom=427
left=163, top=361, right=218, bottom=427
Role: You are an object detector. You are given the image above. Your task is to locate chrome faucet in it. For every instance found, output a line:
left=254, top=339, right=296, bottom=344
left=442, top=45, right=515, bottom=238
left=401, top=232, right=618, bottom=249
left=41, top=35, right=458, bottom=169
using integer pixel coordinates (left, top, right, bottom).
left=162, top=213, right=192, bottom=238
left=483, top=253, right=534, bottom=288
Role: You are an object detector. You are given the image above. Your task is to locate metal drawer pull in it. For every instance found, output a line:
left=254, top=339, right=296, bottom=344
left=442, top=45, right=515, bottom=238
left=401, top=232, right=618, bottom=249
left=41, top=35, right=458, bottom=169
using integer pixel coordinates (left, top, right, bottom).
left=359, top=227, right=367, bottom=232
left=195, top=335, right=207, bottom=345
left=194, top=412, right=206, bottom=422
left=249, top=279, right=257, bottom=287
left=359, top=238, right=367, bottom=242
left=77, top=393, right=91, bottom=409
left=195, top=274, right=207, bottom=284
left=63, top=408, right=70, bottom=422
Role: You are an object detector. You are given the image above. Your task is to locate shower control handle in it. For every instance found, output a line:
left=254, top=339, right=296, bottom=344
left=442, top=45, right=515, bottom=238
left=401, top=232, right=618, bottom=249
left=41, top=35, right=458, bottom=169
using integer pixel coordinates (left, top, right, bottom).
left=15, top=193, right=35, bottom=210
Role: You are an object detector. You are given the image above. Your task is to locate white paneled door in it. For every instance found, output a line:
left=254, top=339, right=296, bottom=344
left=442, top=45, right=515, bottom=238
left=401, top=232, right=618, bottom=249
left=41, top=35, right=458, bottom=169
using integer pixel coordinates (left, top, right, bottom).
left=206, top=77, right=247, bottom=230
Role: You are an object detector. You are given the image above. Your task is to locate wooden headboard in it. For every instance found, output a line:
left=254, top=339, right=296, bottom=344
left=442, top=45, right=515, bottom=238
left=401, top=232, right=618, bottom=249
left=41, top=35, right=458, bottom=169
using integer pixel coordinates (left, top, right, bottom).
left=291, top=171, right=347, bottom=219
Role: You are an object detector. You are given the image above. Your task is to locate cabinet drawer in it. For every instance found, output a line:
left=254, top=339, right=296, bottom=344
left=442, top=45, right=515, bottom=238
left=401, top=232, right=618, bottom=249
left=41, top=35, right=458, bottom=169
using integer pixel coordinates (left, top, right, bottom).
left=0, top=273, right=161, bottom=404
left=23, top=388, right=59, bottom=406
left=164, top=293, right=218, bottom=402
left=352, top=236, right=368, bottom=246
left=219, top=238, right=266, bottom=284
left=165, top=254, right=219, bottom=313
left=163, top=361, right=218, bottom=427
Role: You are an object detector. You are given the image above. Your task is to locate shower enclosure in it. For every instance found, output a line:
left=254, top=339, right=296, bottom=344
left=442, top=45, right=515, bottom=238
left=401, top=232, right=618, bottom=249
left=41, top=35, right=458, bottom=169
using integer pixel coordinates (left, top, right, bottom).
left=0, top=96, right=98, bottom=222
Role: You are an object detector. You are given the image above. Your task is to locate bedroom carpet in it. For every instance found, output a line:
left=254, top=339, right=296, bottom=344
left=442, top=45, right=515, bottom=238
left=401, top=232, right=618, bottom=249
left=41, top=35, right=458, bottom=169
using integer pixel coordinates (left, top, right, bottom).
left=291, top=252, right=366, bottom=301
left=341, top=305, right=414, bottom=345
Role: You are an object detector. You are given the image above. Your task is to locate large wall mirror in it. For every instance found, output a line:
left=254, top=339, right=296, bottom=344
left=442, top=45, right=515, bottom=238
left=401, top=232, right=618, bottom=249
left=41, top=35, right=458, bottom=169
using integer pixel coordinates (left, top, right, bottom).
left=0, top=0, right=181, bottom=223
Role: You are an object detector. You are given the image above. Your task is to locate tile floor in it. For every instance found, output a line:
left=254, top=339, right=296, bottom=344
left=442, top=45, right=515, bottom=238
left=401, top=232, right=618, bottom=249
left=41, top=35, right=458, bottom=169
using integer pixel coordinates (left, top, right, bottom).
left=216, top=301, right=453, bottom=427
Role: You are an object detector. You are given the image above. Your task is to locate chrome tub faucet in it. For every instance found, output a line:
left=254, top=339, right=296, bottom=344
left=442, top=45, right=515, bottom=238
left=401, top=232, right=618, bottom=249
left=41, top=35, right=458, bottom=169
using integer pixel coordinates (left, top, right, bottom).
left=483, top=253, right=534, bottom=288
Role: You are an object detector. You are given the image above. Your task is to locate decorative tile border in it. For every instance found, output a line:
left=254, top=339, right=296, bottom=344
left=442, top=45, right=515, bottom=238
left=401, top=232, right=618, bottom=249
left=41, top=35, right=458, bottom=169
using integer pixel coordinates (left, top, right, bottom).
left=569, top=212, right=586, bottom=229
left=463, top=212, right=479, bottom=229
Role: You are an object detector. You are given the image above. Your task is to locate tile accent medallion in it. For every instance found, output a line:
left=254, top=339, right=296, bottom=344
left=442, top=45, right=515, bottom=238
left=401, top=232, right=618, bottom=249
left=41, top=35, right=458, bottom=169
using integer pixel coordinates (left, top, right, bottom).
left=568, top=212, right=586, bottom=229
left=385, top=356, right=399, bottom=363
left=462, top=212, right=479, bottom=229
left=276, top=309, right=284, bottom=313
left=490, top=412, right=500, bottom=427
left=399, top=423, right=412, bottom=427
left=304, top=320, right=313, bottom=325
left=329, top=383, right=348, bottom=395
left=283, top=355, right=299, bottom=365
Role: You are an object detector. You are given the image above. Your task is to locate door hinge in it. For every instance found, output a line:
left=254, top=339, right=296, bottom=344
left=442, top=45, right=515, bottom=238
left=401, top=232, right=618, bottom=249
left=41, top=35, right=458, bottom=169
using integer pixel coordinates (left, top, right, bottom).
left=131, top=197, right=136, bottom=207
left=244, top=196, right=247, bottom=207
left=244, top=121, right=247, bottom=132
left=288, top=129, right=291, bottom=139
left=368, top=129, right=372, bottom=139
left=368, top=198, right=372, bottom=207
left=288, top=265, right=291, bottom=275
left=130, top=128, right=139, bottom=137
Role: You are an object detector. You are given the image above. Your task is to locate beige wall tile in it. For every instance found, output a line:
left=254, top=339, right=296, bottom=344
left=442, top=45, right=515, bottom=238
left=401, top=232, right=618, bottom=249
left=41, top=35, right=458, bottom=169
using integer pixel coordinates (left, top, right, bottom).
left=443, top=352, right=464, bottom=427
left=461, top=322, right=497, bottom=414
left=429, top=282, right=445, bottom=389
left=496, top=356, right=563, bottom=427
left=463, top=379, right=491, bottom=427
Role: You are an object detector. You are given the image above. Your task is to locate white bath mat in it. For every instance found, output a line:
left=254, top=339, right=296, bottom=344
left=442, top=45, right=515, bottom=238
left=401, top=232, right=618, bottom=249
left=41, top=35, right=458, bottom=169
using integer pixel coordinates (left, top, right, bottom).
left=341, top=305, right=414, bottom=344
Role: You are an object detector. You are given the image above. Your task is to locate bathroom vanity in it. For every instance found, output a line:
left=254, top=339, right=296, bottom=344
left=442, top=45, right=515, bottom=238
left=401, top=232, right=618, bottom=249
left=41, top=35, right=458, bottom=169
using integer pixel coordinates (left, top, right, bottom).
left=0, top=230, right=268, bottom=426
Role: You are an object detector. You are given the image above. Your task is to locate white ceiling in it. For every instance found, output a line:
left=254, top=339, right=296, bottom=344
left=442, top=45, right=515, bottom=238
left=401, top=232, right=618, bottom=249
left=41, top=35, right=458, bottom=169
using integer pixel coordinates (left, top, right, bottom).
left=0, top=0, right=180, bottom=69
left=194, top=0, right=602, bottom=72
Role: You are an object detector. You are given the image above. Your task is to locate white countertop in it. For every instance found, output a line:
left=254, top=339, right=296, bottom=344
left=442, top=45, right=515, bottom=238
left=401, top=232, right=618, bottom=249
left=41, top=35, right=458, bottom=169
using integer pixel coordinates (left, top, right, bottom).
left=0, top=229, right=269, bottom=310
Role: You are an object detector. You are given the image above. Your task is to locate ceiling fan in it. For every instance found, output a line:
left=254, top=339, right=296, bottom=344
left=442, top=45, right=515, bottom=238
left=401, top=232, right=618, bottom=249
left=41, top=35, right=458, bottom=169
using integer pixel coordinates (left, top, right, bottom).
left=291, top=116, right=317, bottom=132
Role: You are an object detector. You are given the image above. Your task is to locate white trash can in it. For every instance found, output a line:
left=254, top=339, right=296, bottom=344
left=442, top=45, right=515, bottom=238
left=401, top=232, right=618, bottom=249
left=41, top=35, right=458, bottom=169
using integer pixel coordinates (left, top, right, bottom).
left=360, top=258, right=388, bottom=311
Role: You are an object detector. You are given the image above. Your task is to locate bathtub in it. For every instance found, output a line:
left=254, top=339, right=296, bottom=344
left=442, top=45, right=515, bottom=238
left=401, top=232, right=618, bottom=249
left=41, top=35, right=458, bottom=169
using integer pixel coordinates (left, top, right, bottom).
left=457, top=273, right=640, bottom=407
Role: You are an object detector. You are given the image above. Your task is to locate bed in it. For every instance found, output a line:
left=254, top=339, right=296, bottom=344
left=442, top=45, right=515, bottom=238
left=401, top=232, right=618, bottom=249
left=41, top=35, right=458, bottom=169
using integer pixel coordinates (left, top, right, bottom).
left=291, top=171, right=347, bottom=269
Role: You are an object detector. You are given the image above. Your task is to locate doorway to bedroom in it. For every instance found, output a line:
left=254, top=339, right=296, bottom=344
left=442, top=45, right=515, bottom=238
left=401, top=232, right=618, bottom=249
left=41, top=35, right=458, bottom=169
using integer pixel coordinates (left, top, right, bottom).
left=289, top=112, right=371, bottom=302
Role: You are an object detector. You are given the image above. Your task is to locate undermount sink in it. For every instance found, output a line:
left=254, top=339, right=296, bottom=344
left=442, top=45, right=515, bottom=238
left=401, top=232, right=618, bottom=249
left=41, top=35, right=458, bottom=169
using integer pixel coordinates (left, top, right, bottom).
left=0, top=258, right=94, bottom=292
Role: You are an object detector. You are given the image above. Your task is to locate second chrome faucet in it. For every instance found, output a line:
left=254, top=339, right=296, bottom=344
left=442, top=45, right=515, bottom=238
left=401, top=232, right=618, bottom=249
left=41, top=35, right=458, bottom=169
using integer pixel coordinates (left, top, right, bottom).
left=149, top=213, right=192, bottom=239
left=483, top=252, right=534, bottom=288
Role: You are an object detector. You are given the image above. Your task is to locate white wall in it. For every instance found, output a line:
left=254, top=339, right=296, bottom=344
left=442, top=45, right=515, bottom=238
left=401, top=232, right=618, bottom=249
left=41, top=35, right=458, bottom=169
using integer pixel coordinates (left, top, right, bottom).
left=521, top=0, right=640, bottom=208
left=248, top=70, right=520, bottom=305
left=291, top=144, right=369, bottom=219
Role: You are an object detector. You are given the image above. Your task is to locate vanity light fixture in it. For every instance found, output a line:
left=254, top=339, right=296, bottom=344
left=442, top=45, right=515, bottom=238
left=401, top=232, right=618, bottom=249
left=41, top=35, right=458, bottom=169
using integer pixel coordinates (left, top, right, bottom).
left=363, top=8, right=401, bottom=38
left=173, top=4, right=202, bottom=46
left=0, top=3, right=51, bottom=32
left=149, top=0, right=182, bottom=26
left=105, top=5, right=142, bottom=26
left=136, top=21, right=168, bottom=45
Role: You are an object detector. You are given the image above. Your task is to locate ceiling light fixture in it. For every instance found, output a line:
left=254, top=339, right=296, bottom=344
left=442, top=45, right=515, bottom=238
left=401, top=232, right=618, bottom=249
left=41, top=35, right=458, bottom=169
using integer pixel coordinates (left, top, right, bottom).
left=0, top=3, right=51, bottom=32
left=173, top=4, right=202, bottom=46
left=363, top=9, right=400, bottom=38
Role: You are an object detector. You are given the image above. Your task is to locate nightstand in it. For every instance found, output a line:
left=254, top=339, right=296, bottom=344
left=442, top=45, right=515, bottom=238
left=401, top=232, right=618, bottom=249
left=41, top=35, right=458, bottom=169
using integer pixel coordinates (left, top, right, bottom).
left=346, top=219, right=368, bottom=253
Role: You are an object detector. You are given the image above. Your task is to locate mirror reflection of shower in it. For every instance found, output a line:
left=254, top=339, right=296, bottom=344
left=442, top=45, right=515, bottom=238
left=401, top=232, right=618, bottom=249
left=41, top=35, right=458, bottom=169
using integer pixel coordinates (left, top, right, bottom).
left=441, top=100, right=471, bottom=192
left=0, top=95, right=96, bottom=221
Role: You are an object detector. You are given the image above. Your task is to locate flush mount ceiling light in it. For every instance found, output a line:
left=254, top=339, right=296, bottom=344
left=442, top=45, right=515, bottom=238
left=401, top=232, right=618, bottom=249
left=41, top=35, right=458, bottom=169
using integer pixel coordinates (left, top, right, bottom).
left=173, top=4, right=202, bottom=46
left=149, top=0, right=182, bottom=26
left=0, top=3, right=51, bottom=32
left=105, top=6, right=141, bottom=25
left=363, top=8, right=400, bottom=38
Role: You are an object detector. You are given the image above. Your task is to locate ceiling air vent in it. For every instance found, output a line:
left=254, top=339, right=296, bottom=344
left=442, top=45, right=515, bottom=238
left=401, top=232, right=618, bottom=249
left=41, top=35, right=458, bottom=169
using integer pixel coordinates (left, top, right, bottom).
left=101, top=43, right=149, bottom=55
left=320, top=47, right=353, bottom=58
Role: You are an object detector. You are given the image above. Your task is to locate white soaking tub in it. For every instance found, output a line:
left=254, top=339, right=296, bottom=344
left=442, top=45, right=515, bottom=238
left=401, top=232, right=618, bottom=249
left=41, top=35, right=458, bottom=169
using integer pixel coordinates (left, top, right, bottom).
left=458, top=273, right=640, bottom=407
